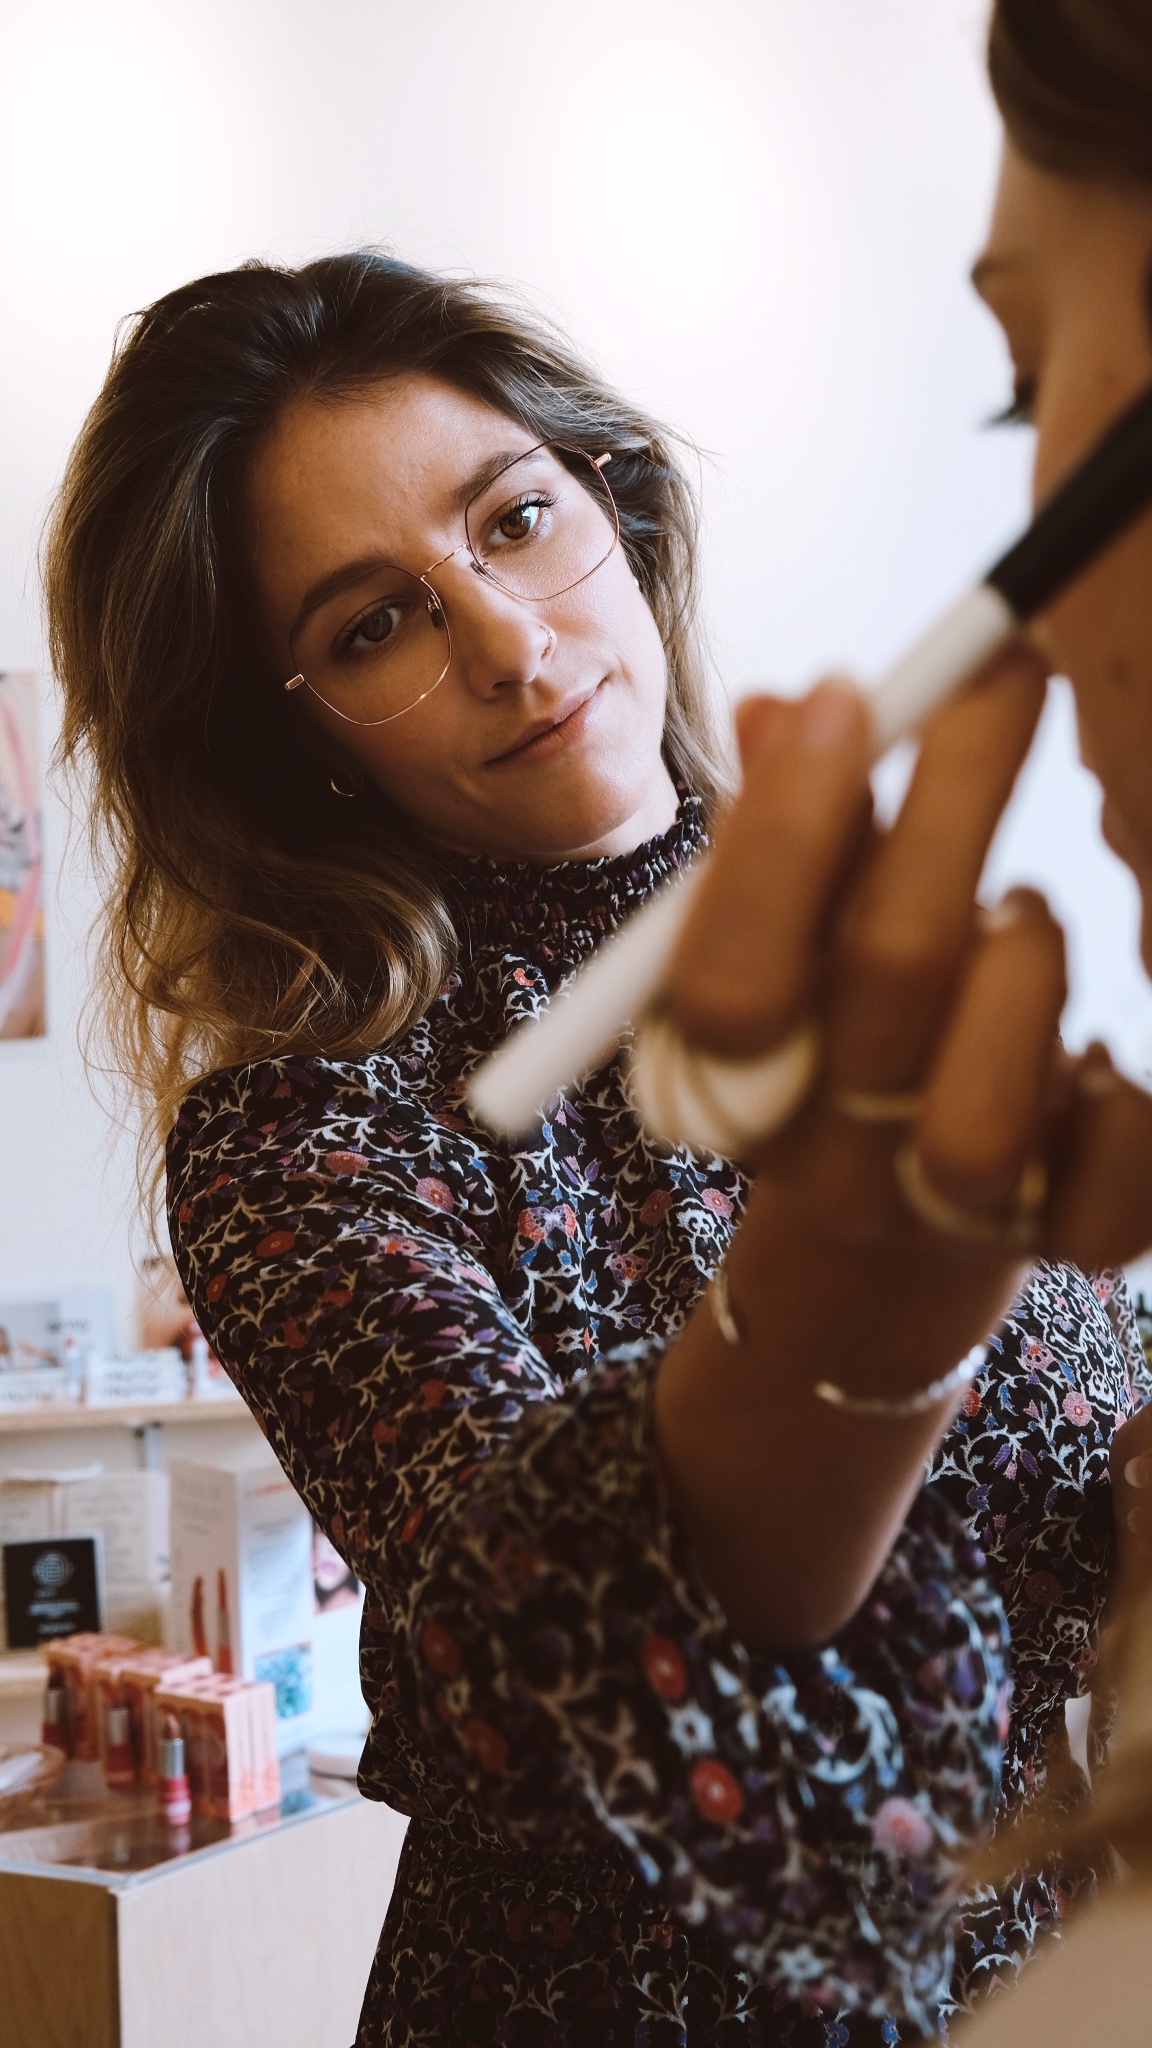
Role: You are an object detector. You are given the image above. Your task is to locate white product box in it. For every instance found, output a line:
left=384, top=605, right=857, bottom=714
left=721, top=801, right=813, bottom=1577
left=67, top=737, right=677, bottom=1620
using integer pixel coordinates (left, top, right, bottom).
left=0, top=1468, right=170, bottom=1643
left=168, top=1459, right=318, bottom=1757
left=84, top=1348, right=187, bottom=1406
left=189, top=1336, right=244, bottom=1403
left=61, top=1471, right=170, bottom=1637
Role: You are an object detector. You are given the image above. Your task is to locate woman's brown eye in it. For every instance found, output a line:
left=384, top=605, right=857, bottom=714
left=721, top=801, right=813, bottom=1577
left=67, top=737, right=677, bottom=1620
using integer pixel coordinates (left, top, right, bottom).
left=352, top=601, right=404, bottom=649
left=498, top=501, right=541, bottom=542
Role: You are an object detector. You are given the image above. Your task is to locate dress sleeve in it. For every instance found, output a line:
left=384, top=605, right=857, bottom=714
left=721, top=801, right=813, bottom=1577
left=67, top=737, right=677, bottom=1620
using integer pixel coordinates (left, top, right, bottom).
left=1097, top=1269, right=1152, bottom=1407
left=169, top=1093, right=1007, bottom=2034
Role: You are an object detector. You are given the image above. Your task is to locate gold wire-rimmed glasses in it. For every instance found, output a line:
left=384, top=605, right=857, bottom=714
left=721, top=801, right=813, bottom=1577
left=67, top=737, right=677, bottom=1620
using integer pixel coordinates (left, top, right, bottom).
left=282, top=441, right=620, bottom=729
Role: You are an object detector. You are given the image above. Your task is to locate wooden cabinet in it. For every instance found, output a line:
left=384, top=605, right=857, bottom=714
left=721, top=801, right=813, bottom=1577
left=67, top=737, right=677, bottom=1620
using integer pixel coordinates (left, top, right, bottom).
left=0, top=1763, right=406, bottom=2048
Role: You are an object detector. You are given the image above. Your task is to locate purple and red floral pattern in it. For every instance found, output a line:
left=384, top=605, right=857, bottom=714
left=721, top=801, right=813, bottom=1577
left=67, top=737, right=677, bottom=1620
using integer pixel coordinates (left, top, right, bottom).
left=167, top=803, right=1143, bottom=2046
left=928, top=1262, right=1149, bottom=2018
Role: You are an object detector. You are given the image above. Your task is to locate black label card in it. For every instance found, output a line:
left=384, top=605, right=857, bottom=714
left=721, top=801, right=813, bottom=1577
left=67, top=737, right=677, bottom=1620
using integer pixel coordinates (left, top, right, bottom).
left=2, top=1534, right=103, bottom=1648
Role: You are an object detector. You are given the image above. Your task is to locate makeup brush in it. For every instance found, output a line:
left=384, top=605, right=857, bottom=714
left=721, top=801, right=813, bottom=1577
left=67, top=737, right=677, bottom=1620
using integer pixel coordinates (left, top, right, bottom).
left=469, top=381, right=1152, bottom=1140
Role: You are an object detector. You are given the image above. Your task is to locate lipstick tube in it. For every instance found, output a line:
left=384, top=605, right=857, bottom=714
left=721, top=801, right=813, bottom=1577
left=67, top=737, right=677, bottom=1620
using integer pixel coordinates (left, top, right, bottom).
left=157, top=1715, right=192, bottom=1826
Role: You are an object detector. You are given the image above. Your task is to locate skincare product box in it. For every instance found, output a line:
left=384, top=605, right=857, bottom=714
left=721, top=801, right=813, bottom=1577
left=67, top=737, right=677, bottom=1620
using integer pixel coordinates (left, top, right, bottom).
left=168, top=1457, right=317, bottom=1756
left=83, top=1348, right=186, bottom=1407
left=154, top=1671, right=280, bottom=1818
left=117, top=1647, right=213, bottom=1781
left=0, top=1467, right=169, bottom=1643
left=43, top=1631, right=143, bottom=1760
left=2, top=1534, right=104, bottom=1649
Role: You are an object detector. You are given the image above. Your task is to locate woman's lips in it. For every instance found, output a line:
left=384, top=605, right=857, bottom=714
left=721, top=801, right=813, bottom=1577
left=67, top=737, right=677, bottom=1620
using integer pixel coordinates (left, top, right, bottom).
left=488, top=684, right=602, bottom=765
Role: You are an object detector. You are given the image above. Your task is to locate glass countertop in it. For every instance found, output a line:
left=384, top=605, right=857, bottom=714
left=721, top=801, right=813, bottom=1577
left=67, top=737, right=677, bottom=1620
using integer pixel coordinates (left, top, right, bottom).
left=0, top=1751, right=357, bottom=1886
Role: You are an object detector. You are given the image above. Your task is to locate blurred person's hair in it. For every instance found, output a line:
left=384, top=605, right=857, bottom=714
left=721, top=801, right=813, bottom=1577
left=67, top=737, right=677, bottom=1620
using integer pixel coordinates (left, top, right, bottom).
left=990, top=0, right=1152, bottom=188
left=45, top=252, right=727, bottom=1183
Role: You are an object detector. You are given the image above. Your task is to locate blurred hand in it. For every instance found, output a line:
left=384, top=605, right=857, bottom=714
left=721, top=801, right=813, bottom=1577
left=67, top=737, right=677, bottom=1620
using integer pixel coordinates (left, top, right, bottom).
left=667, top=651, right=1152, bottom=1390
left=655, top=646, right=1152, bottom=1646
left=1111, top=1399, right=1152, bottom=1604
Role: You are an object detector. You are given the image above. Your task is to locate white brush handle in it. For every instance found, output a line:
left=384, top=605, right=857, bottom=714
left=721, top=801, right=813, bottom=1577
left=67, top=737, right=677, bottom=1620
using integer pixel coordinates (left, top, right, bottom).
left=467, top=584, right=1017, bottom=1138
left=867, top=585, right=1015, bottom=752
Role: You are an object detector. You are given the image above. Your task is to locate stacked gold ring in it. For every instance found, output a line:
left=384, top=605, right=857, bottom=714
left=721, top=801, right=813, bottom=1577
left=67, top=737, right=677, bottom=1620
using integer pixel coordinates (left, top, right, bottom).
left=630, top=1013, right=1049, bottom=1256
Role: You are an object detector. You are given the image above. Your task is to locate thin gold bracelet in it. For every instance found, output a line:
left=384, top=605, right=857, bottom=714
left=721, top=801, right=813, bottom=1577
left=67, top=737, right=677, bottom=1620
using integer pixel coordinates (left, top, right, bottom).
left=707, top=1263, right=985, bottom=1418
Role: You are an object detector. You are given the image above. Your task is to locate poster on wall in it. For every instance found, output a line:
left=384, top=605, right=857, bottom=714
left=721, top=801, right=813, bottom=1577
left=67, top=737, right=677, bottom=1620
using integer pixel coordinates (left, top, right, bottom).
left=0, top=671, right=45, bottom=1040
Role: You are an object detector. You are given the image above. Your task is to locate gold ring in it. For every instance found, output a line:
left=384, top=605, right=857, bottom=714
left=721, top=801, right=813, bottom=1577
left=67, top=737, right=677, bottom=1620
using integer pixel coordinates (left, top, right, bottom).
left=630, top=1013, right=822, bottom=1156
left=894, top=1141, right=1046, bottom=1254
left=831, top=1086, right=923, bottom=1125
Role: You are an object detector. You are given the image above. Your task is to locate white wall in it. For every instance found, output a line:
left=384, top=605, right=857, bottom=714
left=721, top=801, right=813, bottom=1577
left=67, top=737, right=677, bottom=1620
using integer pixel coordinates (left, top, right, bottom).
left=2, top=0, right=1150, bottom=1331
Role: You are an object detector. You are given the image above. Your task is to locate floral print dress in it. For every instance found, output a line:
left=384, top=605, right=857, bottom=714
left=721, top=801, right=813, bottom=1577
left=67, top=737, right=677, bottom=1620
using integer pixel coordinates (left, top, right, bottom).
left=167, top=802, right=1147, bottom=2046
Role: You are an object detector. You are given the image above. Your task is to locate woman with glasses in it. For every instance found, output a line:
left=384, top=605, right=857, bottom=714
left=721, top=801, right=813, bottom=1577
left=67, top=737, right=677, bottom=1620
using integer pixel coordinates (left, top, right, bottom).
left=45, top=252, right=1144, bottom=2044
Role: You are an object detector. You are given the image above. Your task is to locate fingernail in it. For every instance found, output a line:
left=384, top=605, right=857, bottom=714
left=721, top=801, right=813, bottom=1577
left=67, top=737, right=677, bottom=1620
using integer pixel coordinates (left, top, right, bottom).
left=977, top=900, right=1024, bottom=937
left=1126, top=1457, right=1150, bottom=1488
left=1076, top=1054, right=1121, bottom=1099
left=798, top=682, right=859, bottom=751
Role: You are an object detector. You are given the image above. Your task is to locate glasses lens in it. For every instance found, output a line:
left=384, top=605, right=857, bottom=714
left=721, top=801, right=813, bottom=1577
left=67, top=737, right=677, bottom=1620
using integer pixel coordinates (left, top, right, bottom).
left=289, top=568, right=450, bottom=727
left=464, top=444, right=618, bottom=602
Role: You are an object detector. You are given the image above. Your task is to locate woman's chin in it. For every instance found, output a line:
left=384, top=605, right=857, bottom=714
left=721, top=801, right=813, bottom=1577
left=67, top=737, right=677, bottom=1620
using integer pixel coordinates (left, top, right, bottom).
left=507, top=794, right=657, bottom=862
left=473, top=764, right=670, bottom=863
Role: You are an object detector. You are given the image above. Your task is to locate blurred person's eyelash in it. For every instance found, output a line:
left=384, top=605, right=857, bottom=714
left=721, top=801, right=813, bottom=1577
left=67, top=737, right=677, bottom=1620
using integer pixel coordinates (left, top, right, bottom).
left=986, top=377, right=1037, bottom=428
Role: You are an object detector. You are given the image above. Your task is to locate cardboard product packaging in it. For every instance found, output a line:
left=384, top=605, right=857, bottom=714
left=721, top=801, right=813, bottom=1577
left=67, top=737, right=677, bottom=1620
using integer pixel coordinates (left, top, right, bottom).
left=246, top=1676, right=281, bottom=1810
left=118, top=1648, right=213, bottom=1781
left=154, top=1672, right=280, bottom=1819
left=154, top=1678, right=214, bottom=1812
left=2, top=1532, right=104, bottom=1648
left=43, top=1632, right=143, bottom=1760
left=83, top=1349, right=186, bottom=1406
left=168, top=1457, right=317, bottom=1756
left=0, top=1467, right=169, bottom=1643
left=92, top=1639, right=148, bottom=1771
left=155, top=1675, right=252, bottom=1819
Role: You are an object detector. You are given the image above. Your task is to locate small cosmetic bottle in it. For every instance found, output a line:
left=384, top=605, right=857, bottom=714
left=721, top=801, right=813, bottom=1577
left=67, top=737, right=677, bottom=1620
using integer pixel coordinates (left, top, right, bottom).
left=157, top=1714, right=192, bottom=1827
left=103, top=1701, right=136, bottom=1791
left=41, top=1679, right=69, bottom=1753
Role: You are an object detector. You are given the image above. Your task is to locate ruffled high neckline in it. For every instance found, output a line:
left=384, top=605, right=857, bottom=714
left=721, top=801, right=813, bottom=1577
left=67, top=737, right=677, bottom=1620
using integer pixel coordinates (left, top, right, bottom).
left=444, top=797, right=707, bottom=969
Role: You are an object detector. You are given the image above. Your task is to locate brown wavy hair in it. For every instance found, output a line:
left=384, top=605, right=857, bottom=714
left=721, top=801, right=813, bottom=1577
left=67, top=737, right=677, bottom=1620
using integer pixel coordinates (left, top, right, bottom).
left=990, top=0, right=1152, bottom=186
left=45, top=252, right=728, bottom=1166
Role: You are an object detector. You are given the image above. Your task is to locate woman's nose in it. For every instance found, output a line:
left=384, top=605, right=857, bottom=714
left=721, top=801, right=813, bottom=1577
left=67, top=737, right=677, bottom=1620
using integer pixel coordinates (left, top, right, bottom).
left=437, top=564, right=554, bottom=697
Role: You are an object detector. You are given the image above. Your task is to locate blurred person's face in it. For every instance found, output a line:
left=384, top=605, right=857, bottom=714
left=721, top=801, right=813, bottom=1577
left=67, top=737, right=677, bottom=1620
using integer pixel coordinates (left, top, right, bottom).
left=248, top=374, right=677, bottom=863
left=975, top=142, right=1152, bottom=957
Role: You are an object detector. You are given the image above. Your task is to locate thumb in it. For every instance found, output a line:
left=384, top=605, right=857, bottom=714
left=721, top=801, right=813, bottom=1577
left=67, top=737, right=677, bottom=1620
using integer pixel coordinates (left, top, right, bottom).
left=1045, top=1046, right=1152, bottom=1268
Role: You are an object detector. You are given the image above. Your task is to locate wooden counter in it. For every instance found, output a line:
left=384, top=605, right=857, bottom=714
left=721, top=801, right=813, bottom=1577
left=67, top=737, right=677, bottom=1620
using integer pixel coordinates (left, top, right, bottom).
left=0, top=1756, right=407, bottom=2048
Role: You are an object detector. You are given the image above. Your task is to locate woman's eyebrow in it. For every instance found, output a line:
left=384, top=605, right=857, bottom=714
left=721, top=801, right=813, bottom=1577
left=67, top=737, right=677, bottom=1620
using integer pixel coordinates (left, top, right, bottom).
left=290, top=554, right=390, bottom=643
left=448, top=446, right=541, bottom=514
left=289, top=447, right=541, bottom=641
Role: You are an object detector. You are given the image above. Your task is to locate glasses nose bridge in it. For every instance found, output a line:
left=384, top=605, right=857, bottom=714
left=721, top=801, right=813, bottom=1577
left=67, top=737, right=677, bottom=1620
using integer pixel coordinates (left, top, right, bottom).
left=418, top=540, right=537, bottom=627
left=420, top=538, right=471, bottom=583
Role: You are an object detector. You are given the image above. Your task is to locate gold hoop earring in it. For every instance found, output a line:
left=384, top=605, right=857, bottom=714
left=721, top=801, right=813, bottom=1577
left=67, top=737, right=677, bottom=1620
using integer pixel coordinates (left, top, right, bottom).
left=329, top=768, right=361, bottom=799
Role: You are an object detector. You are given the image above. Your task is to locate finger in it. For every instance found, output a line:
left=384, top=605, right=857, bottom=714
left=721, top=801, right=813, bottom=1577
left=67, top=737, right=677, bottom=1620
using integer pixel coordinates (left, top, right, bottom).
left=1111, top=1411, right=1152, bottom=1595
left=828, top=647, right=1048, bottom=1092
left=1112, top=1404, right=1152, bottom=1482
left=1045, top=1048, right=1152, bottom=1267
left=668, top=679, right=872, bottom=1056
left=916, top=889, right=1066, bottom=1210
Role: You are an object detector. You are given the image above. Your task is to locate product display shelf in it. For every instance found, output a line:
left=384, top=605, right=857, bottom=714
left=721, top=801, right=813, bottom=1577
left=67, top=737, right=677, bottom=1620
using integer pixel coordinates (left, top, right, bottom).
left=0, top=1396, right=246, bottom=1434
left=0, top=1648, right=43, bottom=1699
left=0, top=1750, right=407, bottom=2048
